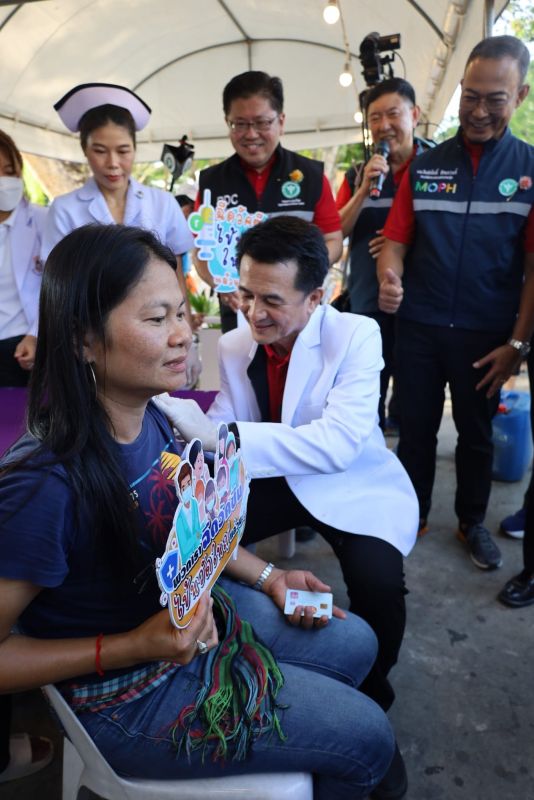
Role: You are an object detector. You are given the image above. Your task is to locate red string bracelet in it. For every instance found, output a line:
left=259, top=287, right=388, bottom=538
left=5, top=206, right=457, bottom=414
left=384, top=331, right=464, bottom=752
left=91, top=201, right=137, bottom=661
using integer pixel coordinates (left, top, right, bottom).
left=95, top=633, right=105, bottom=677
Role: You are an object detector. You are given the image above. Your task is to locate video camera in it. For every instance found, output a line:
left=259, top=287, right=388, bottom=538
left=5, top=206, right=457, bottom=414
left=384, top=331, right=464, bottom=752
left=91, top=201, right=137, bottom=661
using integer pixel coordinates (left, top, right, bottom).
left=359, top=32, right=401, bottom=86
left=161, top=136, right=195, bottom=191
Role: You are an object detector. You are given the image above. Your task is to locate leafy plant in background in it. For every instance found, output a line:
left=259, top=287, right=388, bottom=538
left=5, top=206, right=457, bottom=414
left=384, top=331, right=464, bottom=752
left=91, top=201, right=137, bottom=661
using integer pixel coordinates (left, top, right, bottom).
left=187, top=291, right=220, bottom=317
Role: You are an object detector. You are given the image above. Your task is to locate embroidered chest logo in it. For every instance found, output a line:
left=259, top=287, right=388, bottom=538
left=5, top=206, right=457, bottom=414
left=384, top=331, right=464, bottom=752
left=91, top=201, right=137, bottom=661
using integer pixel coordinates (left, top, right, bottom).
left=281, top=181, right=301, bottom=199
left=499, top=178, right=518, bottom=198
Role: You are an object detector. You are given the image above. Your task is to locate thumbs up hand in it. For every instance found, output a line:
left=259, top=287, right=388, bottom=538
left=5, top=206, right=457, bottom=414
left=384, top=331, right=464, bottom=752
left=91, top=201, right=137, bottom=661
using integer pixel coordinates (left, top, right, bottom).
left=378, top=268, right=403, bottom=314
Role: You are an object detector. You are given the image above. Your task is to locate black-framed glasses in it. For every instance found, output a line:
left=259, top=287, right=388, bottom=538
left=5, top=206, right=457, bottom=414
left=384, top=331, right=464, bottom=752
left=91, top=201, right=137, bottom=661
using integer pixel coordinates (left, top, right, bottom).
left=459, top=92, right=510, bottom=113
left=227, top=117, right=278, bottom=133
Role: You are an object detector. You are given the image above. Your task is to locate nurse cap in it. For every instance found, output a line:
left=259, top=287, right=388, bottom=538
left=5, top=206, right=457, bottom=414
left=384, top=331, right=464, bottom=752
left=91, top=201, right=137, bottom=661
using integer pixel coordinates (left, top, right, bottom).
left=54, top=83, right=151, bottom=132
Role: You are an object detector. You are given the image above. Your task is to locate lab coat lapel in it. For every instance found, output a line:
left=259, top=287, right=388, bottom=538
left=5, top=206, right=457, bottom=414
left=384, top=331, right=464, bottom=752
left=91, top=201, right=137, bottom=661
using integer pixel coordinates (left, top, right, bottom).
left=79, top=178, right=114, bottom=224
left=281, top=306, right=323, bottom=426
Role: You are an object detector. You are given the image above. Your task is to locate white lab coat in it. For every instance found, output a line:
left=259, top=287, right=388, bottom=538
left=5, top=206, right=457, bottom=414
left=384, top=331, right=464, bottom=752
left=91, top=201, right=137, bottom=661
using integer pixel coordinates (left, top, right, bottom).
left=41, top=176, right=193, bottom=261
left=208, top=304, right=418, bottom=556
left=2, top=199, right=47, bottom=338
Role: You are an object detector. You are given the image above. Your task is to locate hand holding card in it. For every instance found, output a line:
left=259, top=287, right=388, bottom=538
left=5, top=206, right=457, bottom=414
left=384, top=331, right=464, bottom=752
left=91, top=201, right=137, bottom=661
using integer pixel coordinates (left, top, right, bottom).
left=284, top=589, right=333, bottom=619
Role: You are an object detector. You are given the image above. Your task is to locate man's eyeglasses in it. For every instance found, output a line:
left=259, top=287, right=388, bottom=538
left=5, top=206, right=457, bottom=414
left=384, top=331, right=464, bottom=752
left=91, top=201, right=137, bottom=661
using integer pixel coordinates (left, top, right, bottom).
left=460, top=93, right=509, bottom=113
left=227, top=117, right=278, bottom=133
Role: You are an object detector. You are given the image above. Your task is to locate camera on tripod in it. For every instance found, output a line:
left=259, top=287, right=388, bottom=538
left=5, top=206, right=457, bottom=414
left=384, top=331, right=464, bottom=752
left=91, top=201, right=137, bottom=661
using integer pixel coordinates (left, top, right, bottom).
left=161, top=135, right=195, bottom=191
left=359, top=32, right=401, bottom=86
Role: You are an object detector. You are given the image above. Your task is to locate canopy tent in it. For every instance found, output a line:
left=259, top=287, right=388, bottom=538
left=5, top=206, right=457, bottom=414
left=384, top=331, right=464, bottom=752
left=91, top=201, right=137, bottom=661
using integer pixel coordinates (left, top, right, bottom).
left=0, top=0, right=508, bottom=163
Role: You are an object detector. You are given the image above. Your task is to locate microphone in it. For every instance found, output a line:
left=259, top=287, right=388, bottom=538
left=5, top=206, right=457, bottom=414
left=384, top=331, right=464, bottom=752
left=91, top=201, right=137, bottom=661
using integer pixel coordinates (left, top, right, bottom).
left=369, top=140, right=390, bottom=199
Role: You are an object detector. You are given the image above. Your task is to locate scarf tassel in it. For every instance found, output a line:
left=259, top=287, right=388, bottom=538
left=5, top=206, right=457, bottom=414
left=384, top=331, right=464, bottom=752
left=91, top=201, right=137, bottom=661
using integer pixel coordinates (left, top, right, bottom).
left=169, top=585, right=286, bottom=763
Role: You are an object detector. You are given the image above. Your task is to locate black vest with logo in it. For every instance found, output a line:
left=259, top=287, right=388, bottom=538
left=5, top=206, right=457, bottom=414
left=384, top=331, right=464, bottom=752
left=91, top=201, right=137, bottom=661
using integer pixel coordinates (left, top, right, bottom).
left=198, top=145, right=324, bottom=220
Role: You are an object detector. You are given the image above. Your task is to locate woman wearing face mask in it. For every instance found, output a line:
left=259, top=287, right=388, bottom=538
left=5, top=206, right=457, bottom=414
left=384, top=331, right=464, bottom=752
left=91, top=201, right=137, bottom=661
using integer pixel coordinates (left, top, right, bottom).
left=0, top=131, right=47, bottom=386
left=0, top=132, right=53, bottom=785
left=41, top=83, right=200, bottom=386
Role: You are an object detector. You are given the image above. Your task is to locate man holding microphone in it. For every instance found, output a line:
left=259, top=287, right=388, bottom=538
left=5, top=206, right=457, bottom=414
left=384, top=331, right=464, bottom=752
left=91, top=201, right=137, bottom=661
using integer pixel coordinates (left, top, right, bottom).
left=336, top=78, right=432, bottom=430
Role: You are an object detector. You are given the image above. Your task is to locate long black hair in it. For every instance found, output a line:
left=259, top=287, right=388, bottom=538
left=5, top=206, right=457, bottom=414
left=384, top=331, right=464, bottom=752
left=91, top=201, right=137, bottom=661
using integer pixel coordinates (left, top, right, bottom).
left=4, top=224, right=177, bottom=578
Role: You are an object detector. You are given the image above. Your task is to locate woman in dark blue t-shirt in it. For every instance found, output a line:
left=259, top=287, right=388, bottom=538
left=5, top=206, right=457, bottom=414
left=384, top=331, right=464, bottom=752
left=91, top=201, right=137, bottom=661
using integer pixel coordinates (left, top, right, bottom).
left=0, top=223, right=393, bottom=798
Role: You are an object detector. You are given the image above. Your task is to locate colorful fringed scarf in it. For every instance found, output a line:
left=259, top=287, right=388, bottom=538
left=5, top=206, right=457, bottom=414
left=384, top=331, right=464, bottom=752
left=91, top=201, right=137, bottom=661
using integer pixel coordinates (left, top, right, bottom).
left=170, top=585, right=287, bottom=762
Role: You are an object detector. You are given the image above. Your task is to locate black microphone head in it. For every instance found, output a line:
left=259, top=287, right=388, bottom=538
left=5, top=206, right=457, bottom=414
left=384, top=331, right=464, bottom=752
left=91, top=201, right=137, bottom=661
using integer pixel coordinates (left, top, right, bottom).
left=374, top=140, right=390, bottom=158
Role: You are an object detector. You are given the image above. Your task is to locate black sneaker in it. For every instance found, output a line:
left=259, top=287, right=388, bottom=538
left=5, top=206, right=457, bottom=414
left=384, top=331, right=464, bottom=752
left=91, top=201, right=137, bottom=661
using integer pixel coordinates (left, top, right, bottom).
left=497, top=570, right=534, bottom=607
left=457, top=523, right=503, bottom=570
left=371, top=742, right=408, bottom=799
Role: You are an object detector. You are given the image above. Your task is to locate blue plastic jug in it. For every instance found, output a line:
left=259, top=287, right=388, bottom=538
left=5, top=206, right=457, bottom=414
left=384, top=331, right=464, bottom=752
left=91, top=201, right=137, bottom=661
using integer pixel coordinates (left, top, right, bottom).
left=492, top=390, right=532, bottom=482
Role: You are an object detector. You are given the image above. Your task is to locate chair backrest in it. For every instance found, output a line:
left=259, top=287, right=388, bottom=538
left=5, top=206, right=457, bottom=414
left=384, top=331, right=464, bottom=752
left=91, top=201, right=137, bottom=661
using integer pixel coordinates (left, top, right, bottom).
left=42, top=683, right=314, bottom=800
left=42, top=684, right=127, bottom=796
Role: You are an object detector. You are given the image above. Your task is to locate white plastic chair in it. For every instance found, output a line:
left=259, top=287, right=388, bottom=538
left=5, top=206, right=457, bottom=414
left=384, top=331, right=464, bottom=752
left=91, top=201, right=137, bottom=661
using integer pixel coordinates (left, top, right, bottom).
left=42, top=684, right=313, bottom=800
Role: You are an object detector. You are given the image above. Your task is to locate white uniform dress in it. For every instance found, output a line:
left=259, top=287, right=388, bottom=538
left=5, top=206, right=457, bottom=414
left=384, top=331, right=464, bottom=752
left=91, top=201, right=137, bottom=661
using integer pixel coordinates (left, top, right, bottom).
left=41, top=176, right=193, bottom=261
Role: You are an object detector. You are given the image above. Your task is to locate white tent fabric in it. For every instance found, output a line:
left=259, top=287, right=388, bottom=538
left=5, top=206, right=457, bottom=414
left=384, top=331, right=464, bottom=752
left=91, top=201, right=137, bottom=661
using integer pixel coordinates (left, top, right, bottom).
left=0, top=0, right=508, bottom=162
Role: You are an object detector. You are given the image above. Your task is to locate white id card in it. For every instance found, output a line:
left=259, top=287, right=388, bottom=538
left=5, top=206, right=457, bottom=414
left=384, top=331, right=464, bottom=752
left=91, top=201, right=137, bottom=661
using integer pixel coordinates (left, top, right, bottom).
left=284, top=589, right=333, bottom=619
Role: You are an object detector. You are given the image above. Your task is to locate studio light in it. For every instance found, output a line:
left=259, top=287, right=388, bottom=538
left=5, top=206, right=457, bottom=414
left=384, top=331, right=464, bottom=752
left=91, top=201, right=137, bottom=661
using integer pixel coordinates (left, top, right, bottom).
left=339, top=62, right=353, bottom=87
left=323, top=0, right=340, bottom=24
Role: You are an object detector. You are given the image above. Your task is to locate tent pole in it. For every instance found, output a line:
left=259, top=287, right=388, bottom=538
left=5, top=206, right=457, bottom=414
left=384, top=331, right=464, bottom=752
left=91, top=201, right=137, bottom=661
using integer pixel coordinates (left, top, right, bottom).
left=483, top=0, right=495, bottom=36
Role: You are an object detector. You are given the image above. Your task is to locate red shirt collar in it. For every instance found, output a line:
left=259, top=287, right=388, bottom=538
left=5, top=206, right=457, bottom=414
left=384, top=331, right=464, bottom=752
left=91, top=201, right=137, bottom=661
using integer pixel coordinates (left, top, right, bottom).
left=240, top=152, right=278, bottom=200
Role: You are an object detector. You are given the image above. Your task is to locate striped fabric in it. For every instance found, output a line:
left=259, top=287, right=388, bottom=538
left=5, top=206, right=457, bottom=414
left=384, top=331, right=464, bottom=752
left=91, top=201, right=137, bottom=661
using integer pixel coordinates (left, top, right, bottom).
left=62, top=660, right=179, bottom=714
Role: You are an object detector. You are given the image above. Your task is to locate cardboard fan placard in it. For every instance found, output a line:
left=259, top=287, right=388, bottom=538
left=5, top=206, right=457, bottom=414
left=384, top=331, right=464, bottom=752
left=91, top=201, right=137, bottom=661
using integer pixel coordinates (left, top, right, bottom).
left=188, top=189, right=267, bottom=293
left=156, top=424, right=249, bottom=628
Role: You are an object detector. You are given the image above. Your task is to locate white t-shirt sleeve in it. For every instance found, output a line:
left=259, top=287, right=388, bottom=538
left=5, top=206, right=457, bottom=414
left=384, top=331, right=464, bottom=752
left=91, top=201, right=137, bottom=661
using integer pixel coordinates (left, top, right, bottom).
left=40, top=197, right=76, bottom=263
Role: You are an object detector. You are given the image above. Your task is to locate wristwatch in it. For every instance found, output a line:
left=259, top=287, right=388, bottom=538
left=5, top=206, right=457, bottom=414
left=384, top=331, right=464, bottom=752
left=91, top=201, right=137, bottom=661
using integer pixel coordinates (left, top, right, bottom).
left=507, top=338, right=531, bottom=358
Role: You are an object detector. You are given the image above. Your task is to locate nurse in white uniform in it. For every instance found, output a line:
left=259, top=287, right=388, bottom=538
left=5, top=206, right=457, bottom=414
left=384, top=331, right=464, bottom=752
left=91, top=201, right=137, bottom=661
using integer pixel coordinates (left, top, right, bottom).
left=0, top=130, right=47, bottom=387
left=42, top=83, right=200, bottom=384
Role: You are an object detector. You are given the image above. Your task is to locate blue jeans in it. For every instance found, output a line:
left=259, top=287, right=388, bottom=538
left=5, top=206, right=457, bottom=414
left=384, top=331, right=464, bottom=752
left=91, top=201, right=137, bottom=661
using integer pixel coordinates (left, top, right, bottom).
left=79, top=578, right=394, bottom=799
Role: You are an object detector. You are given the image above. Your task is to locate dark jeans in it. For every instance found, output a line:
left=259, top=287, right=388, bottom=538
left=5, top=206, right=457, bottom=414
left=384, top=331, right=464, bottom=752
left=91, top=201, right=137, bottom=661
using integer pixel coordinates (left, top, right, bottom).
left=395, top=320, right=502, bottom=524
left=0, top=336, right=30, bottom=388
left=366, top=311, right=397, bottom=429
left=241, top=477, right=407, bottom=712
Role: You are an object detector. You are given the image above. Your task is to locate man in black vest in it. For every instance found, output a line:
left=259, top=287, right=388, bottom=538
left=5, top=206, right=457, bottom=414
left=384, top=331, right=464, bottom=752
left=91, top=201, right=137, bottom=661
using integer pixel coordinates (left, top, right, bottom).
left=336, top=78, right=431, bottom=431
left=194, top=71, right=342, bottom=333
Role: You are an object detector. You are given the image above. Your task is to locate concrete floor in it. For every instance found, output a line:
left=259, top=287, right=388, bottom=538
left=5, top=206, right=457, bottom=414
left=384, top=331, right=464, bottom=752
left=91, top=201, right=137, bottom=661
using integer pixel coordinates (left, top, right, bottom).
left=3, top=378, right=534, bottom=800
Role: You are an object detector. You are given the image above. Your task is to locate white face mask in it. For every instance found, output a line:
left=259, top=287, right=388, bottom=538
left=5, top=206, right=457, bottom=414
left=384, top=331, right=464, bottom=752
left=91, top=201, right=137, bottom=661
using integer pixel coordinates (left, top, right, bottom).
left=0, top=176, right=23, bottom=212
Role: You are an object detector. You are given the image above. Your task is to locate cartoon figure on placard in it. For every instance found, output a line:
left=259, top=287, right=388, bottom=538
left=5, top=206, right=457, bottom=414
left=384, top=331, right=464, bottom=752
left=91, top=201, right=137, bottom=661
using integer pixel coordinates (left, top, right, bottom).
left=204, top=478, right=218, bottom=523
left=195, top=479, right=206, bottom=524
left=156, top=425, right=250, bottom=629
left=226, top=432, right=240, bottom=494
left=188, top=438, right=210, bottom=484
left=188, top=189, right=267, bottom=293
left=216, top=423, right=229, bottom=474
left=216, top=463, right=229, bottom=508
left=173, top=461, right=202, bottom=565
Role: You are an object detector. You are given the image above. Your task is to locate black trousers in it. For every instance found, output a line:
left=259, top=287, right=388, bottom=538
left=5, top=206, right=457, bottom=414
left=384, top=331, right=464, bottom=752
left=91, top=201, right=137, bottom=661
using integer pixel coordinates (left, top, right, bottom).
left=0, top=336, right=30, bottom=388
left=0, top=695, right=11, bottom=771
left=521, top=341, right=534, bottom=507
left=521, top=341, right=534, bottom=572
left=241, top=477, right=407, bottom=712
left=366, top=311, right=397, bottom=430
left=395, top=320, right=502, bottom=524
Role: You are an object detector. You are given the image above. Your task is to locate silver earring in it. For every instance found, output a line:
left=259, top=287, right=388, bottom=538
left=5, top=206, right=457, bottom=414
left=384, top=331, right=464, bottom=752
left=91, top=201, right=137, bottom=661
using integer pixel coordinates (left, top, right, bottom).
left=87, top=362, right=97, bottom=392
